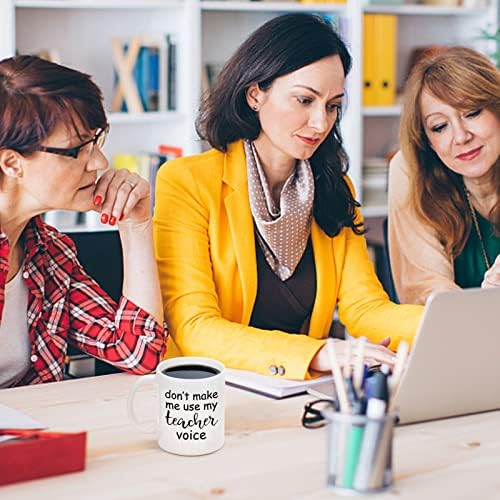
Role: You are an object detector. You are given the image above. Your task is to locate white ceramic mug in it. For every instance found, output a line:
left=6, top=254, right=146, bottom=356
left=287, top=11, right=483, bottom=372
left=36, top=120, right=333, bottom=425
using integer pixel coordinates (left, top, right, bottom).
left=127, top=356, right=225, bottom=456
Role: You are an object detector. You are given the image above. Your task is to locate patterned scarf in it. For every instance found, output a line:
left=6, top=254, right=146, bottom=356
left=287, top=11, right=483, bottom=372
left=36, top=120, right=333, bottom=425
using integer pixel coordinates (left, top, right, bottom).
left=244, top=140, right=314, bottom=281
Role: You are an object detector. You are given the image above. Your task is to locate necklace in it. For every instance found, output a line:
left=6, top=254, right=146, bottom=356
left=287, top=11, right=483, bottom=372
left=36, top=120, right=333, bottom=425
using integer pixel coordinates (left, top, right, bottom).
left=463, top=181, right=491, bottom=270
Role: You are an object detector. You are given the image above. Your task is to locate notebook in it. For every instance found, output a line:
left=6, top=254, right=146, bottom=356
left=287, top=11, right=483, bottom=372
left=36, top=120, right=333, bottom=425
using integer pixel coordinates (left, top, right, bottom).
left=225, top=368, right=334, bottom=399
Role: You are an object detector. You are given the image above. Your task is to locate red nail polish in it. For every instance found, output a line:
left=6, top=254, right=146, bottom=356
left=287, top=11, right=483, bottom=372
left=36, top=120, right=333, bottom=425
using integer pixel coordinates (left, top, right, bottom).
left=119, top=214, right=124, bottom=221
left=100, top=213, right=109, bottom=224
left=109, top=216, right=117, bottom=226
left=94, top=195, right=103, bottom=205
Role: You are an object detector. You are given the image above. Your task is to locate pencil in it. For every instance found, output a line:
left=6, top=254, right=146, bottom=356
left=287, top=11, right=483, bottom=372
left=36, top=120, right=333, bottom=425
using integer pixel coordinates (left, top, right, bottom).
left=326, top=339, right=350, bottom=414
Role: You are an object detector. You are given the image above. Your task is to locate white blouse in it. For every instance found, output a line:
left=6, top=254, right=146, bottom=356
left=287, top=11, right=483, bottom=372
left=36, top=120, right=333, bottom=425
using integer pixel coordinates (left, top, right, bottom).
left=0, top=264, right=30, bottom=388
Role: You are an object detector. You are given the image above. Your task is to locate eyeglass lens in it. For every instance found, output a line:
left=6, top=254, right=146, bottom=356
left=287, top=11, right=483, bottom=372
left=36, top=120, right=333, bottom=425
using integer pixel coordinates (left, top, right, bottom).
left=80, top=128, right=107, bottom=161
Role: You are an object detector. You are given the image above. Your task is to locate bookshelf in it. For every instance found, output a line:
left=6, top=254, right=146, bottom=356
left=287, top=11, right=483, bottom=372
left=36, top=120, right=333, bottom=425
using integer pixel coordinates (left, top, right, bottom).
left=363, top=106, right=402, bottom=117
left=1, top=0, right=498, bottom=228
left=360, top=0, right=498, bottom=216
left=201, top=1, right=347, bottom=12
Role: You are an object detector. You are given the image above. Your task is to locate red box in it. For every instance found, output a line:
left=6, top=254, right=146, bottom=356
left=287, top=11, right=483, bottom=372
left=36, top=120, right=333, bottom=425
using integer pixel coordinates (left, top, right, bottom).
left=0, top=429, right=86, bottom=486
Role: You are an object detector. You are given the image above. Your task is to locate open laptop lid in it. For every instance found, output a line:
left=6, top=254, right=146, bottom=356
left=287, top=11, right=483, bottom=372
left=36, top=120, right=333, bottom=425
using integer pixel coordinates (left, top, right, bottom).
left=394, top=287, right=500, bottom=425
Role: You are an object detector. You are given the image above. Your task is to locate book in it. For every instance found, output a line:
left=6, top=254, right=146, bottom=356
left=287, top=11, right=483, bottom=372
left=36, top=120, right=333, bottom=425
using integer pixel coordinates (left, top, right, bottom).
left=112, top=144, right=182, bottom=214
left=166, top=34, right=177, bottom=111
left=374, top=14, right=397, bottom=106
left=225, top=368, right=334, bottom=399
left=363, top=14, right=376, bottom=106
left=112, top=35, right=168, bottom=113
left=363, top=14, right=398, bottom=106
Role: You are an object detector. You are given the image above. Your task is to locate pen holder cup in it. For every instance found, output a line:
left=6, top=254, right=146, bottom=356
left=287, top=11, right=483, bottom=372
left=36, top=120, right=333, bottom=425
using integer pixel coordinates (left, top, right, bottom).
left=322, top=409, right=397, bottom=495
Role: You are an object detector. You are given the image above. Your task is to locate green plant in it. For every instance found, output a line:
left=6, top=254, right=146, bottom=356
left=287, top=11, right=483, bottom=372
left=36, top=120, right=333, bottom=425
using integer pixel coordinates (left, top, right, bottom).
left=479, top=25, right=500, bottom=68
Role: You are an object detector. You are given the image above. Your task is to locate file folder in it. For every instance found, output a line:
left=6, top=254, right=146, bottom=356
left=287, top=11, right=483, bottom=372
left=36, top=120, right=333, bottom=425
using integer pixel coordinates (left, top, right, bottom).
left=363, top=14, right=377, bottom=106
left=374, top=15, right=398, bottom=106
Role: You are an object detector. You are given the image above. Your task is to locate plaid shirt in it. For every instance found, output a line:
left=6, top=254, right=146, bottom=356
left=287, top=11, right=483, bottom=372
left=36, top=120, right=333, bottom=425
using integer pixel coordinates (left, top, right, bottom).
left=0, top=217, right=166, bottom=387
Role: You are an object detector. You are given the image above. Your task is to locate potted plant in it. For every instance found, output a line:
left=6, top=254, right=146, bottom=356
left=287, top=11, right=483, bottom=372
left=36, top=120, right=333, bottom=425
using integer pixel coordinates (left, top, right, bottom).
left=479, top=25, right=500, bottom=68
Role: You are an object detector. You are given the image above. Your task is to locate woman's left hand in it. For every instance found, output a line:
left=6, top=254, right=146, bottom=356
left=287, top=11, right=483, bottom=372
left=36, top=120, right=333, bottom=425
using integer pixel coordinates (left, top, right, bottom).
left=93, top=169, right=151, bottom=225
left=482, top=255, right=500, bottom=289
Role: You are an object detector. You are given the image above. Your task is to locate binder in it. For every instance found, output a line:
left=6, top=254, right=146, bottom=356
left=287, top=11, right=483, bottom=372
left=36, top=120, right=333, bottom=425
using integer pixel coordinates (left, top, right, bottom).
left=373, top=15, right=397, bottom=106
left=363, top=14, right=376, bottom=106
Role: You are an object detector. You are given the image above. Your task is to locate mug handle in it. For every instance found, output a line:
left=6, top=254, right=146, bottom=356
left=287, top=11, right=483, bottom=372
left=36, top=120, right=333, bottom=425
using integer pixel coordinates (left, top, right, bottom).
left=127, top=374, right=157, bottom=434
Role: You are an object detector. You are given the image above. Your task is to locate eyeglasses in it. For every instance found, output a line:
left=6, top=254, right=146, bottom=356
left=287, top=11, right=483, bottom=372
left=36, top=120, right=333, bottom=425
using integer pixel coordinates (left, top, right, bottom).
left=302, top=399, right=338, bottom=429
left=35, top=126, right=109, bottom=161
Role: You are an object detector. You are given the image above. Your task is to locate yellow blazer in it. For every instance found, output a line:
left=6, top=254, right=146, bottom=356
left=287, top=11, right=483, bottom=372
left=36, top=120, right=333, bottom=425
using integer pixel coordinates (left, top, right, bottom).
left=154, top=140, right=422, bottom=379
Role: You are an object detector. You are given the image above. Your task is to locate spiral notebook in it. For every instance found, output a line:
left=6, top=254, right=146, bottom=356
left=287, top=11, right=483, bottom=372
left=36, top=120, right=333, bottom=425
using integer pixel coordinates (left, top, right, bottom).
left=225, top=368, right=334, bottom=399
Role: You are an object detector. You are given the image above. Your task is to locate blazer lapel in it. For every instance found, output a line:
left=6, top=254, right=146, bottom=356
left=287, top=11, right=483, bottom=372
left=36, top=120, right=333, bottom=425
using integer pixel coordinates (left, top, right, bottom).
left=223, top=141, right=257, bottom=324
left=221, top=141, right=338, bottom=335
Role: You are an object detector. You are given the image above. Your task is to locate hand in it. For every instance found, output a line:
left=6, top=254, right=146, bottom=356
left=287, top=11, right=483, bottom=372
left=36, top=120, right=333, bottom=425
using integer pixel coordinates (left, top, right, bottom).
left=309, top=339, right=396, bottom=373
left=482, top=255, right=500, bottom=289
left=93, top=169, right=151, bottom=225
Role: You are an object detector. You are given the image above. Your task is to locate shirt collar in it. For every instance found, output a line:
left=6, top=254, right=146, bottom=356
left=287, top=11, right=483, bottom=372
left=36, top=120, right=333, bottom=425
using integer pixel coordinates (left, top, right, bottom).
left=23, top=216, right=49, bottom=257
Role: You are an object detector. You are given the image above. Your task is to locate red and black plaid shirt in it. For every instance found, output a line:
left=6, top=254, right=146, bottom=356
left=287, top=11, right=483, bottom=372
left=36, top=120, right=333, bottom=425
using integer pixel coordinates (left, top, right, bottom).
left=0, top=217, right=166, bottom=387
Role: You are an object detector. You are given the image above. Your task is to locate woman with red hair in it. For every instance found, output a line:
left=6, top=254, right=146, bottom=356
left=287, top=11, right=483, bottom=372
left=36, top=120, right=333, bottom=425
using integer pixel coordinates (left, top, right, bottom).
left=0, top=55, right=166, bottom=387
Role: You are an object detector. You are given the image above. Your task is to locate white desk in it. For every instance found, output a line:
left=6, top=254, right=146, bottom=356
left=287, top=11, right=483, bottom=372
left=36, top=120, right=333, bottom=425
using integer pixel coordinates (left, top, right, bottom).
left=2, top=374, right=500, bottom=499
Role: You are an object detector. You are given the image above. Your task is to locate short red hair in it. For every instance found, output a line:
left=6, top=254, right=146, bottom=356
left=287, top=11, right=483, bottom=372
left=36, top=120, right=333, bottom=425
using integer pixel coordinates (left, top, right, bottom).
left=0, top=55, right=107, bottom=154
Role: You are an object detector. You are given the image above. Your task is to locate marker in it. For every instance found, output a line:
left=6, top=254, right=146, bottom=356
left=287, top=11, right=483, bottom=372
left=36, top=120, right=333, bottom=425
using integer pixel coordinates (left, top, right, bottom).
left=367, top=415, right=394, bottom=490
left=342, top=399, right=365, bottom=488
left=352, top=364, right=390, bottom=491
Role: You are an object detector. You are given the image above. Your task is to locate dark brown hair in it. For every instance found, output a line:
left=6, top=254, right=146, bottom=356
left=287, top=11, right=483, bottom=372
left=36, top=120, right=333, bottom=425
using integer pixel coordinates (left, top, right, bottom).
left=400, top=46, right=500, bottom=257
left=197, top=13, right=362, bottom=238
left=0, top=55, right=107, bottom=154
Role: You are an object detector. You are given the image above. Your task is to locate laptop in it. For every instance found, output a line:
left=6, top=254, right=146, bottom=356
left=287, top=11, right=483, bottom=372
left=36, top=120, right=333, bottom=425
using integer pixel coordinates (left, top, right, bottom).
left=309, top=287, right=500, bottom=425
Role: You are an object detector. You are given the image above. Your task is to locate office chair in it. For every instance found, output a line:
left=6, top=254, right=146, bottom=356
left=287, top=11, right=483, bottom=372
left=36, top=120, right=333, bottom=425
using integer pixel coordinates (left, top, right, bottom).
left=65, top=229, right=124, bottom=376
left=381, top=217, right=399, bottom=304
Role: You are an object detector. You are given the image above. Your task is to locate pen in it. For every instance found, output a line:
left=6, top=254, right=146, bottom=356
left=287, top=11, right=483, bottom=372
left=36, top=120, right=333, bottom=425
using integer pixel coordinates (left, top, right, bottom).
left=353, top=364, right=390, bottom=491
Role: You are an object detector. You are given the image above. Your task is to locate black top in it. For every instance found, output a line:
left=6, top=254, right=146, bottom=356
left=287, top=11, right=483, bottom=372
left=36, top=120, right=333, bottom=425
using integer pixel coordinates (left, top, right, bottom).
left=249, top=235, right=317, bottom=334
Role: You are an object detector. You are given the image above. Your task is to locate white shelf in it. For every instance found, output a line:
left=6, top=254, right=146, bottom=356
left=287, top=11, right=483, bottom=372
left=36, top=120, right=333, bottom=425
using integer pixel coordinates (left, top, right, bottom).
left=15, top=0, right=182, bottom=9
left=363, top=106, right=401, bottom=117
left=363, top=5, right=487, bottom=16
left=59, top=224, right=118, bottom=234
left=361, top=205, right=388, bottom=218
left=108, top=111, right=182, bottom=125
left=5, top=0, right=497, bottom=224
left=201, top=1, right=347, bottom=13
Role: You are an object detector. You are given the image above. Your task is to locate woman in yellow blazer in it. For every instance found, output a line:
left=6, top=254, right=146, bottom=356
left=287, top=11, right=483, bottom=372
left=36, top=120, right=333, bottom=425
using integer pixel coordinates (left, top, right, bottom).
left=154, top=14, right=423, bottom=380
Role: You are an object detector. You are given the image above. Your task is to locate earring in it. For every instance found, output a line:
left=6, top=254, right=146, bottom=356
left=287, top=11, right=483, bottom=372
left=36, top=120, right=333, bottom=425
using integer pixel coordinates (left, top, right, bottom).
left=252, top=105, right=258, bottom=112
